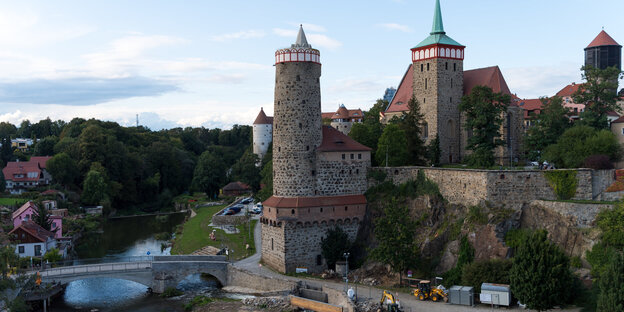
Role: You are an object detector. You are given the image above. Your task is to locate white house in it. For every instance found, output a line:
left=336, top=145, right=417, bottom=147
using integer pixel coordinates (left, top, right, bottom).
left=9, top=221, right=62, bottom=258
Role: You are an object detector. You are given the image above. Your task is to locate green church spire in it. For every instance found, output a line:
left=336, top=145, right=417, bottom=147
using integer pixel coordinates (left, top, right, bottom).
left=431, top=0, right=445, bottom=35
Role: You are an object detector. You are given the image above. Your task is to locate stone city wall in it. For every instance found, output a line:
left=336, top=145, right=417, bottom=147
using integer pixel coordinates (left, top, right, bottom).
left=227, top=266, right=297, bottom=294
left=529, top=200, right=614, bottom=228
left=372, top=167, right=614, bottom=209
left=316, top=151, right=370, bottom=196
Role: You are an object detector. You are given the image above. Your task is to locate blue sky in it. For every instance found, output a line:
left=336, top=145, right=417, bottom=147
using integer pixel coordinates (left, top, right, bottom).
left=0, top=0, right=622, bottom=130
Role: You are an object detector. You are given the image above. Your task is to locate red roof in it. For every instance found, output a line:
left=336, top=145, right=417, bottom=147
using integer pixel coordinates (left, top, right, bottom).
left=556, top=83, right=583, bottom=97
left=12, top=201, right=36, bottom=220
left=516, top=98, right=543, bottom=119
left=463, top=66, right=511, bottom=96
left=2, top=157, right=51, bottom=183
left=9, top=220, right=54, bottom=243
left=253, top=108, right=273, bottom=125
left=263, top=194, right=366, bottom=208
left=322, top=106, right=363, bottom=120
left=317, top=126, right=372, bottom=152
left=222, top=181, right=250, bottom=191
left=385, top=64, right=414, bottom=113
left=612, top=115, right=624, bottom=124
left=587, top=30, right=621, bottom=48
left=385, top=65, right=512, bottom=114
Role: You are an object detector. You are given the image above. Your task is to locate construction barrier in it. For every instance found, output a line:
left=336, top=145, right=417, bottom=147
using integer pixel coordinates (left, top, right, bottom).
left=290, top=295, right=343, bottom=312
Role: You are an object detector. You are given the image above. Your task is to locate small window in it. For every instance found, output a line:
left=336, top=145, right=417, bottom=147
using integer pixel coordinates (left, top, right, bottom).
left=423, top=98, right=426, bottom=104
left=427, top=63, right=430, bottom=71
left=316, top=255, right=322, bottom=265
left=320, top=207, right=323, bottom=212
left=345, top=206, right=348, bottom=211
left=621, top=128, right=624, bottom=135
left=350, top=154, right=354, bottom=159
left=278, top=147, right=281, bottom=152
left=445, top=62, right=448, bottom=70
left=358, top=154, right=362, bottom=159
left=342, top=154, right=345, bottom=159
left=450, top=97, right=452, bottom=103
left=291, top=209, right=295, bottom=215
left=296, top=75, right=301, bottom=81
left=299, top=123, right=302, bottom=129
left=271, top=238, right=274, bottom=250
left=425, top=78, right=427, bottom=90
left=18, top=246, right=24, bottom=253
left=311, top=170, right=316, bottom=176
left=356, top=169, right=359, bottom=174
left=421, top=64, right=424, bottom=72
left=306, top=145, right=309, bottom=151
left=454, top=63, right=456, bottom=71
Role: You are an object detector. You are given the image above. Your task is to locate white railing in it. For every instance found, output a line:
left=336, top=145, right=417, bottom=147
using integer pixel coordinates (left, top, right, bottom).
left=40, top=261, right=152, bottom=278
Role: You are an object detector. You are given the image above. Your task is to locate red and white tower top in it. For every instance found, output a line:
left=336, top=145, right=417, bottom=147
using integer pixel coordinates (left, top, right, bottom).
left=411, top=0, right=464, bottom=62
left=275, top=25, right=321, bottom=65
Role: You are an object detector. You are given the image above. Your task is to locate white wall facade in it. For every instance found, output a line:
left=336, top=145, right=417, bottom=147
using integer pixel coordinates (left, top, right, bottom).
left=253, top=123, right=273, bottom=160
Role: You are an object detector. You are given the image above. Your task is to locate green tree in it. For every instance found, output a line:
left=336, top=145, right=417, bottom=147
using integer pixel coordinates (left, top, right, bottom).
left=82, top=169, right=108, bottom=205
left=376, top=123, right=409, bottom=166
left=256, top=160, right=273, bottom=202
left=459, top=85, right=510, bottom=167
left=46, top=153, right=79, bottom=186
left=349, top=99, right=386, bottom=166
left=574, top=66, right=623, bottom=130
left=0, top=122, right=17, bottom=139
left=443, top=236, right=474, bottom=287
left=0, top=137, right=13, bottom=165
left=320, top=227, right=352, bottom=270
left=33, top=203, right=51, bottom=231
left=399, top=96, right=427, bottom=165
left=370, top=198, right=417, bottom=285
left=191, top=151, right=226, bottom=198
left=426, top=135, right=441, bottom=166
left=510, top=230, right=574, bottom=311
left=43, top=248, right=62, bottom=264
left=33, top=136, right=59, bottom=156
left=230, top=150, right=261, bottom=191
left=597, top=252, right=624, bottom=312
left=0, top=170, right=5, bottom=193
left=543, top=125, right=620, bottom=168
left=525, top=96, right=571, bottom=161
left=0, top=246, right=19, bottom=278
left=461, top=259, right=512, bottom=292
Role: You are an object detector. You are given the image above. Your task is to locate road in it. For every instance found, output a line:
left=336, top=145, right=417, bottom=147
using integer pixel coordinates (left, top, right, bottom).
left=233, top=221, right=580, bottom=312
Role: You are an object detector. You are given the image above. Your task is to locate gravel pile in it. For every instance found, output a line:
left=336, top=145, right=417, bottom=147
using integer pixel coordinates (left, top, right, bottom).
left=242, top=296, right=291, bottom=310
left=354, top=299, right=382, bottom=312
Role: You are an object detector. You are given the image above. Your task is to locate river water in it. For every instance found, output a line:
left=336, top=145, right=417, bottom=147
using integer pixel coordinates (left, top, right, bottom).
left=48, top=213, right=221, bottom=312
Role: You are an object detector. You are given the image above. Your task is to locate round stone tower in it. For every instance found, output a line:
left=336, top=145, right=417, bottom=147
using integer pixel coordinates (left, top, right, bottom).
left=272, top=25, right=322, bottom=197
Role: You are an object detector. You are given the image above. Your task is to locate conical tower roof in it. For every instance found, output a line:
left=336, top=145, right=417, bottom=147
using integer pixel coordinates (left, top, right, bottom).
left=293, top=25, right=311, bottom=48
left=586, top=30, right=621, bottom=49
left=413, top=0, right=463, bottom=49
left=253, top=108, right=273, bottom=124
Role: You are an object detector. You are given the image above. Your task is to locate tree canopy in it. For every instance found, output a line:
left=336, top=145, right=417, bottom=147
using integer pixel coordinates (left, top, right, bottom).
left=573, top=66, right=623, bottom=130
left=320, top=227, right=352, bottom=270
left=543, top=125, right=620, bottom=168
left=524, top=96, right=571, bottom=161
left=375, top=123, right=409, bottom=167
left=399, top=96, right=427, bottom=166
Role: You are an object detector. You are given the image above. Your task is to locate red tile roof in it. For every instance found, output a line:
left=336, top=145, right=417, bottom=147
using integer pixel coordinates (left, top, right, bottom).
left=2, top=157, right=51, bottom=183
left=9, top=220, right=54, bottom=242
left=12, top=201, right=36, bottom=220
left=322, top=106, right=364, bottom=120
left=587, top=30, right=621, bottom=48
left=556, top=83, right=583, bottom=97
left=317, top=126, right=372, bottom=152
left=222, top=181, right=250, bottom=191
left=612, top=115, right=624, bottom=124
left=463, top=66, right=512, bottom=96
left=516, top=98, right=543, bottom=119
left=385, top=65, right=512, bottom=114
left=385, top=64, right=414, bottom=114
left=263, top=194, right=367, bottom=208
left=253, top=108, right=273, bottom=125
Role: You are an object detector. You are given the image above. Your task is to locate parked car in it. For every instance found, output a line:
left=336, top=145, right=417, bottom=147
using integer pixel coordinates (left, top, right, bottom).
left=223, top=209, right=236, bottom=215
left=240, top=198, right=252, bottom=204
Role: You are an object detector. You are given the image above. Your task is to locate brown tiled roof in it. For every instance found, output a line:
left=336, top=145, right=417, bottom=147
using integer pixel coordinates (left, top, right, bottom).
left=612, top=115, right=624, bottom=124
left=2, top=156, right=51, bottom=183
left=317, top=126, right=372, bottom=152
left=321, top=112, right=334, bottom=119
left=556, top=83, right=583, bottom=97
left=463, top=66, right=512, bottom=96
left=587, top=30, right=621, bottom=48
left=222, top=181, right=250, bottom=191
left=322, top=106, right=364, bottom=120
left=517, top=98, right=543, bottom=119
left=30, top=156, right=52, bottom=169
left=253, top=108, right=273, bottom=125
left=607, top=111, right=620, bottom=117
left=9, top=220, right=54, bottom=242
left=12, top=201, right=36, bottom=220
left=263, top=194, right=367, bottom=208
left=385, top=64, right=414, bottom=113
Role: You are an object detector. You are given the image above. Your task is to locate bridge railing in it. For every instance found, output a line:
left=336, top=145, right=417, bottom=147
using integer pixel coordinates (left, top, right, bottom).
left=40, top=261, right=153, bottom=278
left=40, top=256, right=154, bottom=271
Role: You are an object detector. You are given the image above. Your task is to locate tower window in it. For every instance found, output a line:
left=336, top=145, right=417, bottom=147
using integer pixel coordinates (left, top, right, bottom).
left=278, top=147, right=281, bottom=152
left=311, top=170, right=315, bottom=176
left=356, top=169, right=359, bottom=174
left=296, top=75, right=301, bottom=81
left=271, top=238, right=274, bottom=250
left=291, top=209, right=295, bottom=215
left=316, top=255, right=322, bottom=265
left=306, top=145, right=309, bottom=151
left=299, top=123, right=302, bottom=129
left=425, top=78, right=427, bottom=90
left=445, top=62, right=448, bottom=70
left=423, top=98, right=426, bottom=104
left=450, top=97, right=452, bottom=103
left=421, top=64, right=424, bottom=72
left=454, top=63, right=456, bottom=71
left=320, top=207, right=323, bottom=212
left=427, top=63, right=430, bottom=71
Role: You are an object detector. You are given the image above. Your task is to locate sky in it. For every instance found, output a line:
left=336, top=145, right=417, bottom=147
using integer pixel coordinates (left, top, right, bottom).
left=0, top=0, right=622, bottom=130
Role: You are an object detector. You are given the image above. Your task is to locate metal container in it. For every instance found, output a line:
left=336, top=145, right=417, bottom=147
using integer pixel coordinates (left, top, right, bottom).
left=449, top=286, right=473, bottom=306
left=480, top=283, right=511, bottom=306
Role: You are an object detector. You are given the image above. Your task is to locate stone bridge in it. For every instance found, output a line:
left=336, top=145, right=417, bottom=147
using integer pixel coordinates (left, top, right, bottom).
left=39, top=255, right=229, bottom=293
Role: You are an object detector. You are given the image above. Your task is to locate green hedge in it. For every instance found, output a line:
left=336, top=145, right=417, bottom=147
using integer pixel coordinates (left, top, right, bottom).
left=544, top=170, right=578, bottom=200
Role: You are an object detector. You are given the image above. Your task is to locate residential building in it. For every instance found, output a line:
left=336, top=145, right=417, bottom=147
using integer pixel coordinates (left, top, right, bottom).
left=10, top=138, right=35, bottom=152
left=9, top=221, right=63, bottom=258
left=12, top=201, right=63, bottom=239
left=222, top=181, right=251, bottom=197
left=321, top=104, right=364, bottom=135
left=2, top=156, right=52, bottom=194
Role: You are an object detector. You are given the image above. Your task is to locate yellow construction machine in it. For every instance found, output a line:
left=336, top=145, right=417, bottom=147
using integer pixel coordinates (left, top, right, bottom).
left=412, top=280, right=448, bottom=302
left=378, top=290, right=403, bottom=312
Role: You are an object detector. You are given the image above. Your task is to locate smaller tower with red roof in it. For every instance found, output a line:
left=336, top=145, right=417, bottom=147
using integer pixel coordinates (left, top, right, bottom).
left=585, top=30, right=621, bottom=71
left=252, top=107, right=273, bottom=161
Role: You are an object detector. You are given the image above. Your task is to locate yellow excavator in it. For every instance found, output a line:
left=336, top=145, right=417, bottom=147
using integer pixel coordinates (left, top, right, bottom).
left=379, top=290, right=403, bottom=312
left=412, top=279, right=448, bottom=302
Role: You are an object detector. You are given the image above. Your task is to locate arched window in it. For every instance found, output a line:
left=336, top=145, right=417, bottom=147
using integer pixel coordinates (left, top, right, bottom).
left=451, top=49, right=456, bottom=58
left=425, top=50, right=430, bottom=58
left=440, top=48, right=445, bottom=57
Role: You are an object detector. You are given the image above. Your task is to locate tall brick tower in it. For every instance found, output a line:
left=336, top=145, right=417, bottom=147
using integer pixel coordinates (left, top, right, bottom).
left=261, top=26, right=371, bottom=273
left=272, top=25, right=322, bottom=197
left=411, top=0, right=464, bottom=164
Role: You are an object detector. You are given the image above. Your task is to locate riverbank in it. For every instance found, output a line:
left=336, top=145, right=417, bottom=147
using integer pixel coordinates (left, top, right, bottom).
left=171, top=204, right=257, bottom=260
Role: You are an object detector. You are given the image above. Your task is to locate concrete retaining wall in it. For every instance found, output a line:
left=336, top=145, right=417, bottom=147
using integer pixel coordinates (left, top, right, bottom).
left=323, top=286, right=355, bottom=312
left=226, top=266, right=297, bottom=294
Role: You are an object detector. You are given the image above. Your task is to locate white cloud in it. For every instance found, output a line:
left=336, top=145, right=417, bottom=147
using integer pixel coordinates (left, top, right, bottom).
left=504, top=63, right=581, bottom=98
left=377, top=23, right=411, bottom=32
left=288, top=23, right=326, bottom=32
left=273, top=28, right=342, bottom=50
left=0, top=9, right=93, bottom=47
left=210, top=30, right=265, bottom=41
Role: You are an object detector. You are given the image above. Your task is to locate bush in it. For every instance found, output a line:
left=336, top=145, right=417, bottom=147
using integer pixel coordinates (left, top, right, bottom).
left=544, top=170, right=578, bottom=200
left=461, top=259, right=512, bottom=292
left=583, top=154, right=614, bottom=170
left=160, top=287, right=183, bottom=298
left=466, top=206, right=488, bottom=225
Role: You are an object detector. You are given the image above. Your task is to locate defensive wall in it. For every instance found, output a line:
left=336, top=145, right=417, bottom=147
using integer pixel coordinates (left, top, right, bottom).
left=371, top=167, right=616, bottom=209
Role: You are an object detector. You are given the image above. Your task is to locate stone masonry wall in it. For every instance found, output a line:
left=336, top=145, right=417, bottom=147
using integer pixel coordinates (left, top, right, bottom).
left=413, top=58, right=463, bottom=164
left=373, top=167, right=613, bottom=209
left=262, top=221, right=360, bottom=274
left=273, top=62, right=322, bottom=197
left=316, top=151, right=370, bottom=196
left=227, top=266, right=297, bottom=294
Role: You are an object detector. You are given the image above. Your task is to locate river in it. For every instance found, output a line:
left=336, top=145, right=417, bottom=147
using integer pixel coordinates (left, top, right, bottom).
left=48, top=213, right=221, bottom=312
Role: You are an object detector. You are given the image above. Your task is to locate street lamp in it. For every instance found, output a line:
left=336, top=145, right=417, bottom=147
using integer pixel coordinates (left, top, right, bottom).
left=343, top=252, right=350, bottom=293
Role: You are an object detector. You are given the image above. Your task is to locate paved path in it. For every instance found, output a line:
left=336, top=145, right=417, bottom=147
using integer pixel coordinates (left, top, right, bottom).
left=233, top=223, right=581, bottom=312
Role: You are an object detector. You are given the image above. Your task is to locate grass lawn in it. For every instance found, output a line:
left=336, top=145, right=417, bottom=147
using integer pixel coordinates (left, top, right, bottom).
left=171, top=204, right=257, bottom=260
left=0, top=198, right=27, bottom=206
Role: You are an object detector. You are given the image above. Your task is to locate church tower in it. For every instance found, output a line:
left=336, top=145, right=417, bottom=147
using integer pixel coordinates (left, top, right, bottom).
left=272, top=25, right=322, bottom=197
left=411, top=0, right=464, bottom=163
left=585, top=30, right=622, bottom=71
